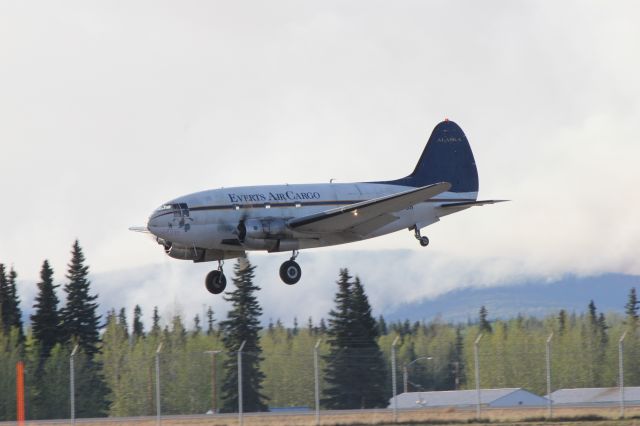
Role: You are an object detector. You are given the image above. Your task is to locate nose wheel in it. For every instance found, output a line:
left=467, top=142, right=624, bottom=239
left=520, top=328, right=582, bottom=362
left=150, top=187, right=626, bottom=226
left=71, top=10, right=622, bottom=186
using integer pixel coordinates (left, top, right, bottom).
left=205, top=261, right=227, bottom=294
left=279, top=251, right=302, bottom=285
left=413, top=226, right=429, bottom=247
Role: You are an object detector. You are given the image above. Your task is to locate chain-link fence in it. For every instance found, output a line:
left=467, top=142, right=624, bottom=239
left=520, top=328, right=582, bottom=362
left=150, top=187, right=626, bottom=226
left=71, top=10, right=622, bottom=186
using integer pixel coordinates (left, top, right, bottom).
left=4, top=328, right=640, bottom=425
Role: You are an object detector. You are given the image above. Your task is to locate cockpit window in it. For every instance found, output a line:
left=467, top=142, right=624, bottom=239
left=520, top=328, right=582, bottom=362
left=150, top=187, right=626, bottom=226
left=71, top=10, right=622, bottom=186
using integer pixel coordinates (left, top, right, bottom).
left=174, top=203, right=190, bottom=218
left=157, top=203, right=190, bottom=217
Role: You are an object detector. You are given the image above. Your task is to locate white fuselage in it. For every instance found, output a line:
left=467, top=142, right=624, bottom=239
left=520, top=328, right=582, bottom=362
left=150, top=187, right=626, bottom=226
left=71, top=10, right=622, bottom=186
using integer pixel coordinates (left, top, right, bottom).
left=147, top=182, right=477, bottom=258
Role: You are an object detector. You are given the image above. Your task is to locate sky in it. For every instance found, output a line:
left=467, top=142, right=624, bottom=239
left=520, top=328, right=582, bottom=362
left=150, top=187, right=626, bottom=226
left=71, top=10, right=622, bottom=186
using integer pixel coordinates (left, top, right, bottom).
left=1, top=1, right=639, bottom=328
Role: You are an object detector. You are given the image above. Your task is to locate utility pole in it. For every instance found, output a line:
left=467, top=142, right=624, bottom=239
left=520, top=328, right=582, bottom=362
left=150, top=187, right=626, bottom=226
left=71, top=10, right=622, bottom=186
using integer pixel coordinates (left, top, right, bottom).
left=474, top=334, right=483, bottom=419
left=546, top=333, right=553, bottom=418
left=314, top=339, right=321, bottom=426
left=391, top=336, right=400, bottom=423
left=70, top=345, right=78, bottom=426
left=204, top=350, right=221, bottom=414
left=238, top=340, right=246, bottom=426
left=619, top=331, right=628, bottom=418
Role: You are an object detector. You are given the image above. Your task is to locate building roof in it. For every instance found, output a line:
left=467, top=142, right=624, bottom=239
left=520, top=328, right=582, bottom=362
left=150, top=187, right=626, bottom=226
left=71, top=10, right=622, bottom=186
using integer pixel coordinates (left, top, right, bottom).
left=389, top=388, right=547, bottom=408
left=549, top=387, right=640, bottom=404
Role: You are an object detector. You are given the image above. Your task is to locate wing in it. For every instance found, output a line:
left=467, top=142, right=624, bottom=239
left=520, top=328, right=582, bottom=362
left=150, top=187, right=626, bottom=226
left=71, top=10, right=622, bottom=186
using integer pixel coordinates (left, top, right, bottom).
left=288, top=182, right=451, bottom=234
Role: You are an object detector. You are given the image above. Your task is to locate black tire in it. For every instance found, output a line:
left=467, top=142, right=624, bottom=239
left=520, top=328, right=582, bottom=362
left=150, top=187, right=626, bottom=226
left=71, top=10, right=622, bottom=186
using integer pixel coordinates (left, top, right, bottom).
left=419, top=236, right=429, bottom=247
left=205, top=270, right=227, bottom=294
left=279, top=260, right=302, bottom=285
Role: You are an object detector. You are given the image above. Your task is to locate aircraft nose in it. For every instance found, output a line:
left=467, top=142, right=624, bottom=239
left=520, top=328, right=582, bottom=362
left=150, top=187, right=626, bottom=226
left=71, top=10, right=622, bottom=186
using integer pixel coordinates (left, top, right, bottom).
left=147, top=212, right=162, bottom=233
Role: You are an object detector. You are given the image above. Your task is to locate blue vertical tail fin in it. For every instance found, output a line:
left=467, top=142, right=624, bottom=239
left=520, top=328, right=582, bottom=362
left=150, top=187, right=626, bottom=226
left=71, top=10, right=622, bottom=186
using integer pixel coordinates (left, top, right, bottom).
left=381, top=119, right=479, bottom=193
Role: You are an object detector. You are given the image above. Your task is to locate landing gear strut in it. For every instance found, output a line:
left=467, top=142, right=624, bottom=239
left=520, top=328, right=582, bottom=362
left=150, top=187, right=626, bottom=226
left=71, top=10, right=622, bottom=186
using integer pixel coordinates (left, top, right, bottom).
left=279, top=250, right=302, bottom=285
left=413, top=226, right=429, bottom=247
left=205, top=261, right=227, bottom=294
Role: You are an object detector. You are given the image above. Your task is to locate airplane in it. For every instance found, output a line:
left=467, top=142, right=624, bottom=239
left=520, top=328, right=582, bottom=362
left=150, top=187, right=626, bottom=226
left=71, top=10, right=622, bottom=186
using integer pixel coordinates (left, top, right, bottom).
left=131, top=119, right=504, bottom=294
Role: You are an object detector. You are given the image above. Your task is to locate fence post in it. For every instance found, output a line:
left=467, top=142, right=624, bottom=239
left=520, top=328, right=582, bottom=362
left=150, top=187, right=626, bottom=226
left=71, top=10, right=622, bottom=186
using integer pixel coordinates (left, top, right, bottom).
left=314, top=339, right=322, bottom=426
left=70, top=345, right=78, bottom=425
left=619, top=331, right=627, bottom=418
left=546, top=333, right=553, bottom=418
left=238, top=340, right=246, bottom=426
left=155, top=343, right=163, bottom=426
left=391, top=336, right=400, bottom=423
left=474, top=334, right=483, bottom=419
left=16, top=361, right=25, bottom=426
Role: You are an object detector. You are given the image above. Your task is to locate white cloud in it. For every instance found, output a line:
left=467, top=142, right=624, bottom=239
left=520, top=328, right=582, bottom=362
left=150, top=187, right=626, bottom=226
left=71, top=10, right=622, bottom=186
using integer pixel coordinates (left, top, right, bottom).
left=2, top=1, right=640, bottom=322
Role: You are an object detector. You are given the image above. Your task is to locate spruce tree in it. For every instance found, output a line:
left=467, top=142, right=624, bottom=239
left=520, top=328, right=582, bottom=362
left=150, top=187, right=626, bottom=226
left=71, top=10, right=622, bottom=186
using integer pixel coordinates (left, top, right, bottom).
left=219, top=258, right=268, bottom=413
left=151, top=306, right=161, bottom=336
left=31, top=260, right=61, bottom=359
left=60, top=240, right=101, bottom=357
left=479, top=305, right=492, bottom=333
left=60, top=240, right=109, bottom=417
left=322, top=268, right=355, bottom=409
left=193, top=314, right=202, bottom=335
left=626, top=288, right=639, bottom=325
left=558, top=309, right=567, bottom=335
left=118, top=308, right=129, bottom=339
left=348, top=277, right=388, bottom=407
left=132, top=305, right=144, bottom=338
left=206, top=306, right=215, bottom=335
left=0, top=265, right=23, bottom=340
left=377, top=315, right=388, bottom=336
left=0, top=264, right=6, bottom=328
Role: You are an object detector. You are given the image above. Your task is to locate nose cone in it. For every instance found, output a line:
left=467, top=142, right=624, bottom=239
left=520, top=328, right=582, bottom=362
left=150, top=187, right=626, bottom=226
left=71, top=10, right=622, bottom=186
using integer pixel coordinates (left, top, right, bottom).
left=147, top=207, right=169, bottom=236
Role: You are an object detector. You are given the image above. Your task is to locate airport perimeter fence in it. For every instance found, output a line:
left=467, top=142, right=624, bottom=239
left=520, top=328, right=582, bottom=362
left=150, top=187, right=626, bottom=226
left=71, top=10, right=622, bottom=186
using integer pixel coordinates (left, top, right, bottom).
left=5, top=332, right=640, bottom=423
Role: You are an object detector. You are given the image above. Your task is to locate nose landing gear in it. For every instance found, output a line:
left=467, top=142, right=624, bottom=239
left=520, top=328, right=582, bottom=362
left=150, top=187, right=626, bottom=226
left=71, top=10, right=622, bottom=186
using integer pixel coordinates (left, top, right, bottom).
left=205, top=261, right=227, bottom=294
left=413, top=226, right=429, bottom=247
left=279, top=250, right=302, bottom=285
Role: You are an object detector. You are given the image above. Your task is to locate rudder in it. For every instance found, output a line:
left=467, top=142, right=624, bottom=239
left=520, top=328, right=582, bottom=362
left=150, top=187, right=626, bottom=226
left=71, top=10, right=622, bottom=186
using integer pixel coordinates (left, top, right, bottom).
left=383, top=120, right=479, bottom=193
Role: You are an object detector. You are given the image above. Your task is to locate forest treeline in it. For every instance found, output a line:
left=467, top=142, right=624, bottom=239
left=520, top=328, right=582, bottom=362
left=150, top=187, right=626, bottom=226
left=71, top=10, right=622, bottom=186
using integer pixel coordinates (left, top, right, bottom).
left=2, top=241, right=640, bottom=421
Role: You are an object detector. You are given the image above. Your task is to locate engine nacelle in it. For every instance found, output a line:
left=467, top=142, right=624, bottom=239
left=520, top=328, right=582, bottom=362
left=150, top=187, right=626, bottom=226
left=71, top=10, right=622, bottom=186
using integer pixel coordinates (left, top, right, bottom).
left=165, top=243, right=204, bottom=261
left=238, top=218, right=289, bottom=242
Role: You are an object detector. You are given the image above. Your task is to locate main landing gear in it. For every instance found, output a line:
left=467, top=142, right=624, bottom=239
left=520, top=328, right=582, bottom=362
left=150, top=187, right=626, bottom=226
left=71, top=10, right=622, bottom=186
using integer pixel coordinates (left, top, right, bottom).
left=413, top=226, right=429, bottom=247
left=204, top=252, right=304, bottom=294
left=205, top=261, right=227, bottom=294
left=279, top=250, right=302, bottom=285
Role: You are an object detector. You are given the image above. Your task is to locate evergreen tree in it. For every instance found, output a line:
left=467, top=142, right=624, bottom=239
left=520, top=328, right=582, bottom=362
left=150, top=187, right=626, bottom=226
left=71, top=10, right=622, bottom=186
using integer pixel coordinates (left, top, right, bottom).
left=60, top=240, right=101, bottom=357
left=323, top=269, right=358, bottom=409
left=132, top=305, right=144, bottom=338
left=193, top=314, right=202, bottom=335
left=319, top=318, right=327, bottom=334
left=588, top=300, right=598, bottom=328
left=558, top=309, right=567, bottom=335
left=31, top=260, right=62, bottom=359
left=118, top=308, right=129, bottom=339
left=59, top=240, right=109, bottom=416
left=626, top=288, right=639, bottom=324
left=151, top=306, right=161, bottom=336
left=292, top=317, right=299, bottom=336
left=307, top=317, right=314, bottom=334
left=0, top=264, right=6, bottom=328
left=0, top=266, right=23, bottom=341
left=377, top=315, right=388, bottom=336
left=219, top=258, right=268, bottom=412
left=206, top=306, right=215, bottom=335
left=348, top=276, right=388, bottom=407
left=451, top=325, right=465, bottom=390
left=479, top=306, right=492, bottom=333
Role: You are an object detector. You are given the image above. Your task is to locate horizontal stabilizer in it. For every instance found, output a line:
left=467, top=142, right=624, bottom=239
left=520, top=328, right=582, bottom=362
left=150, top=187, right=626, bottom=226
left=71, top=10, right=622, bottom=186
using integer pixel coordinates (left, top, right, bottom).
left=437, top=199, right=508, bottom=215
left=289, top=182, right=451, bottom=234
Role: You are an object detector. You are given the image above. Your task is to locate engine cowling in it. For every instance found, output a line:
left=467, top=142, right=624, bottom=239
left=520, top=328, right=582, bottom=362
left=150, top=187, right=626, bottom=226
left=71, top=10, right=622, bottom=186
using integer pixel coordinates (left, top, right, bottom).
left=238, top=218, right=289, bottom=242
left=158, top=239, right=204, bottom=261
